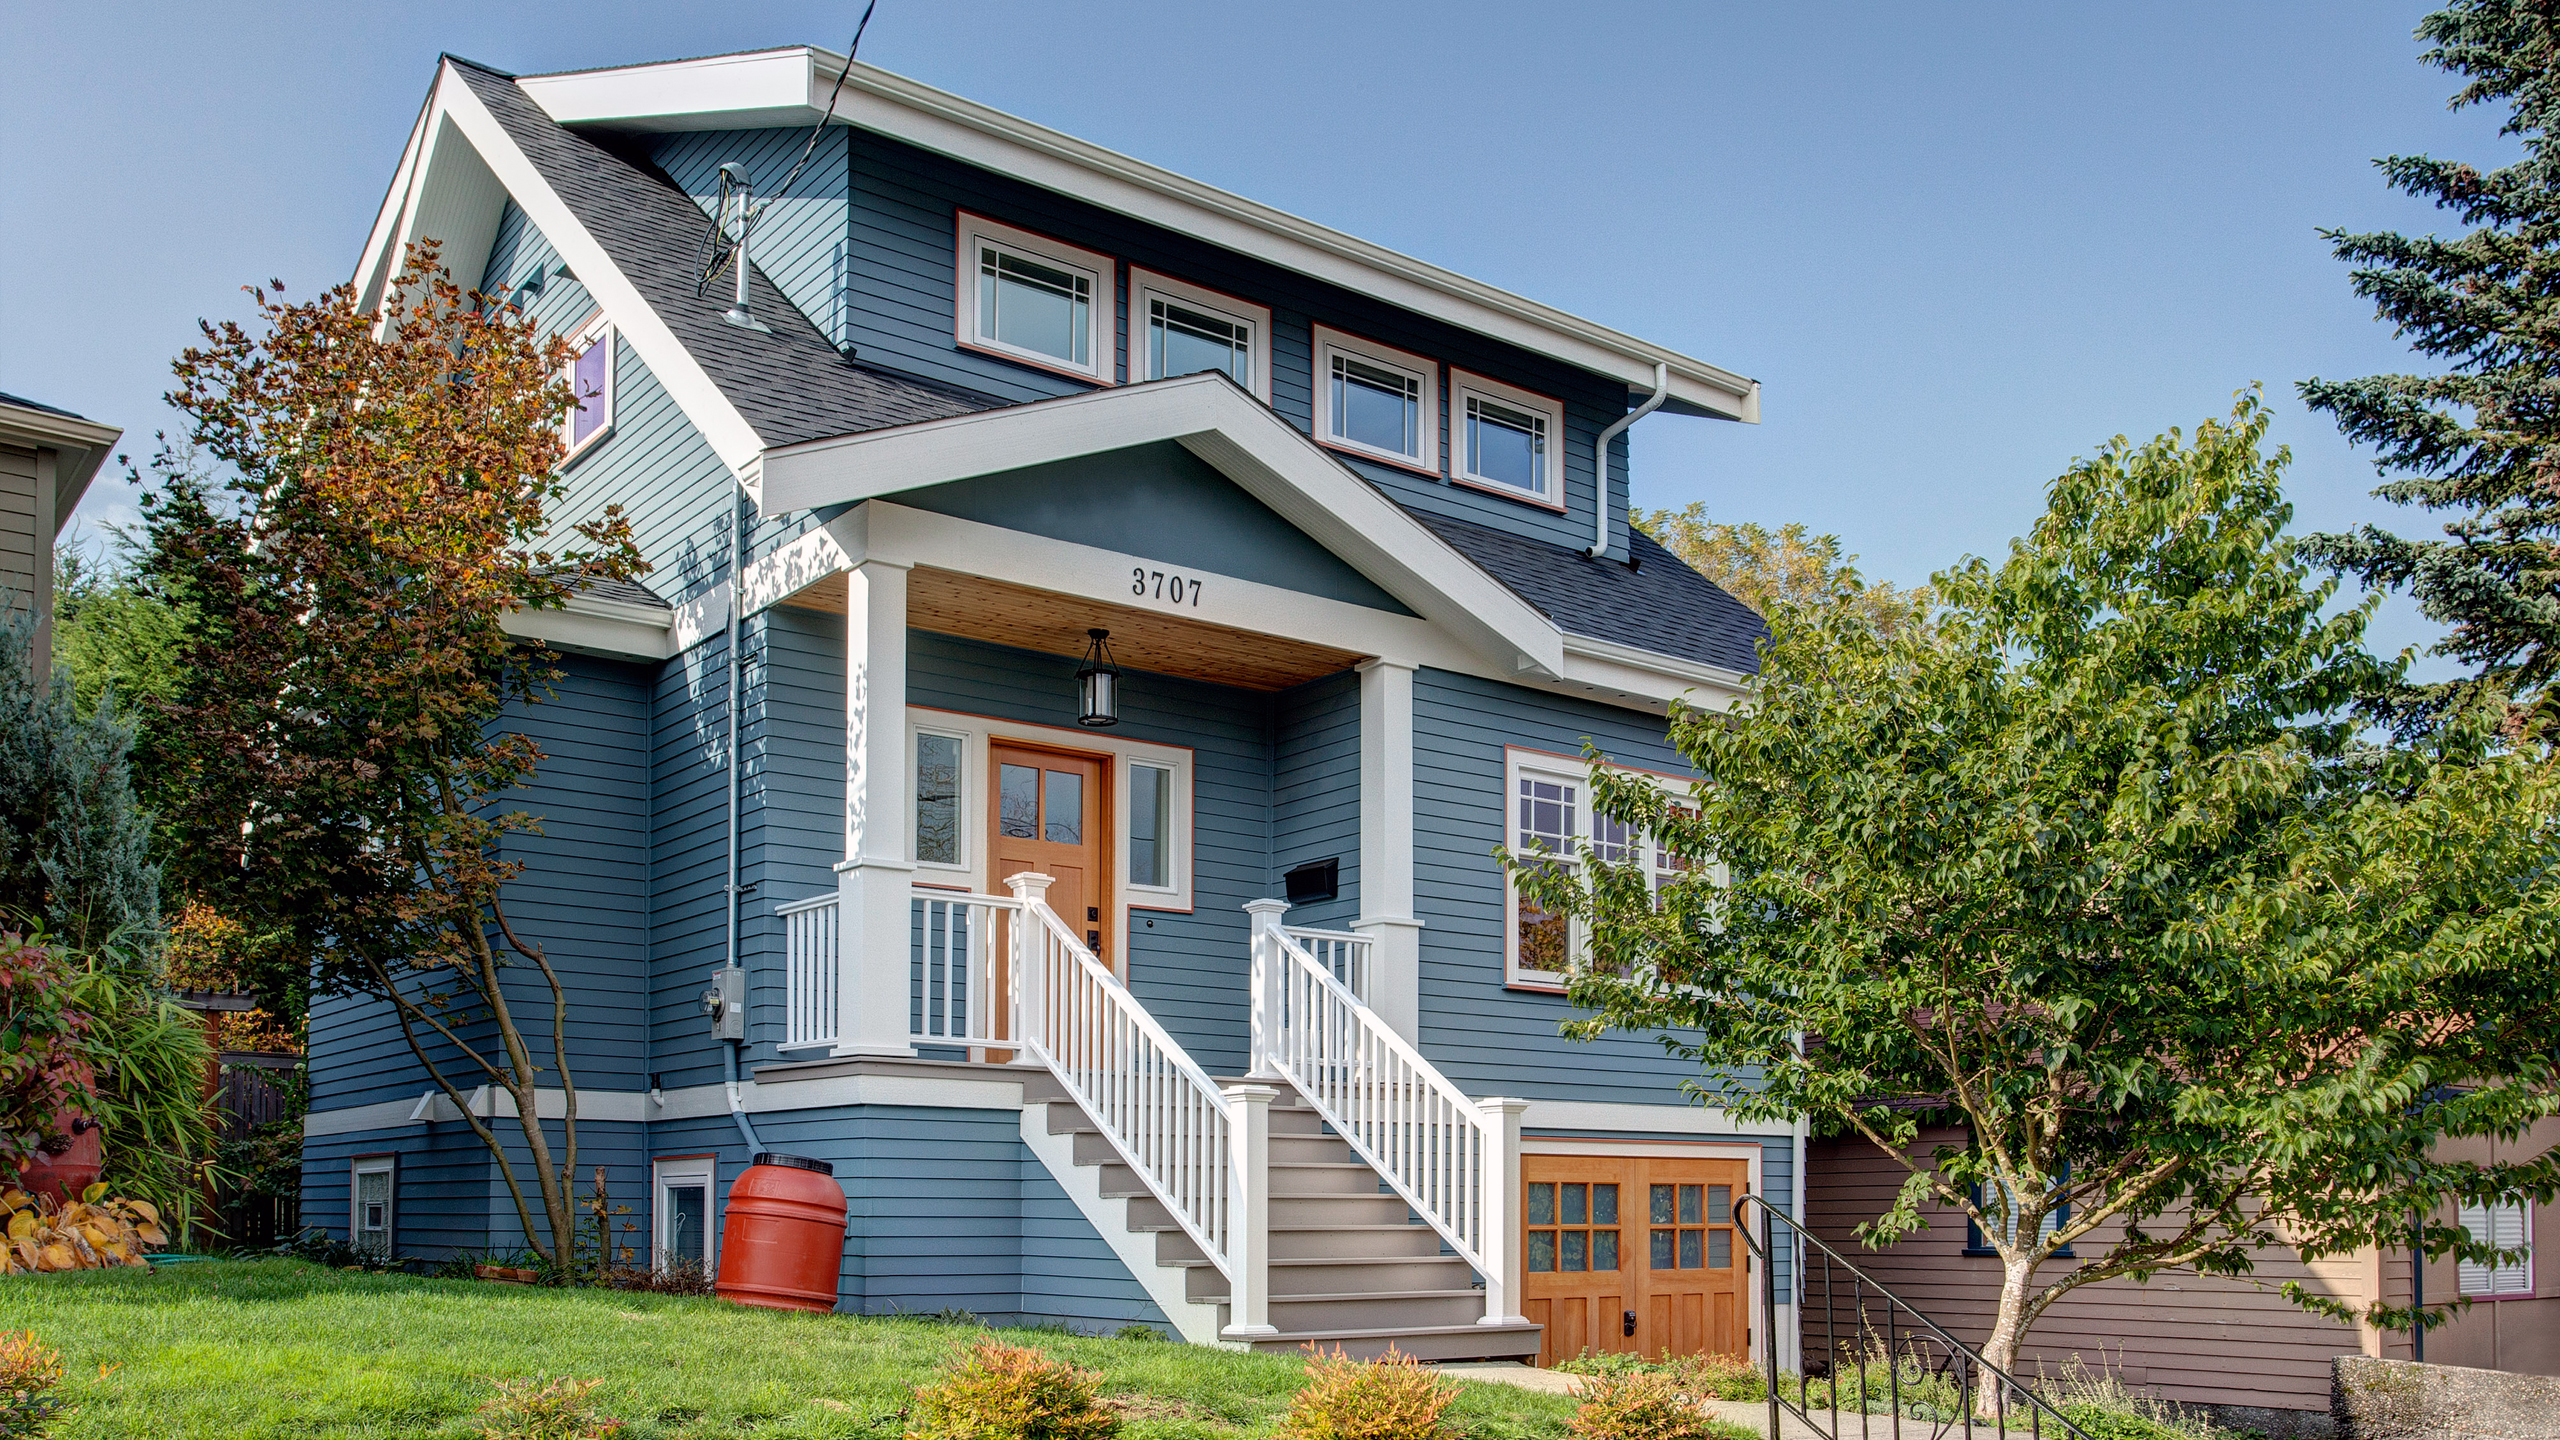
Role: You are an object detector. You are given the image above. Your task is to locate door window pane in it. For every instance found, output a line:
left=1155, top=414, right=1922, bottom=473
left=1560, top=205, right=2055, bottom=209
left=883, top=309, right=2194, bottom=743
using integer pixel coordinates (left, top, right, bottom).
left=668, top=1184, right=707, bottom=1265
left=1562, top=1231, right=1587, bottom=1271
left=1130, top=764, right=1170, bottom=886
left=916, top=735, right=962, bottom=865
left=1679, top=1228, right=1704, bottom=1269
left=979, top=247, right=1091, bottom=366
left=1332, top=355, right=1420, bottom=457
left=1528, top=1230, right=1556, bottom=1272
left=1594, top=1229, right=1619, bottom=1271
left=1594, top=1184, right=1619, bottom=1224
left=1150, top=299, right=1251, bottom=386
left=1465, top=395, right=1546, bottom=494
left=1526, top=1183, right=1554, bottom=1225
left=1561, top=1184, right=1587, bottom=1226
left=1044, top=770, right=1084, bottom=844
left=1650, top=1228, right=1675, bottom=1269
left=1708, top=1229, right=1732, bottom=1269
left=999, top=764, right=1039, bottom=839
left=1679, top=1185, right=1703, bottom=1224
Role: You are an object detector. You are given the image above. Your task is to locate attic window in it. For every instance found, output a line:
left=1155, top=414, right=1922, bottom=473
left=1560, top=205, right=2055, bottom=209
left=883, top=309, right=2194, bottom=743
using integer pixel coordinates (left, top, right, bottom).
left=1451, top=370, right=1564, bottom=509
left=564, top=316, right=614, bottom=461
left=954, top=212, right=1114, bottom=383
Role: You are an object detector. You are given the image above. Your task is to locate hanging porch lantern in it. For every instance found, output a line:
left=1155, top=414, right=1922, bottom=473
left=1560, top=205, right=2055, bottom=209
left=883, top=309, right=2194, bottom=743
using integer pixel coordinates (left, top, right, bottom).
left=1077, top=628, right=1121, bottom=728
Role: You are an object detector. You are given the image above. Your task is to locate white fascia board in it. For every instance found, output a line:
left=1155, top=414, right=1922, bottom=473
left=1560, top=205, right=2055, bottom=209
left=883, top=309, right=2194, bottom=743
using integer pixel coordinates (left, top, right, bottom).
left=354, top=90, right=439, bottom=313
left=350, top=63, right=768, bottom=476
left=0, top=403, right=122, bottom=531
left=760, top=374, right=1565, bottom=678
left=518, top=49, right=1758, bottom=421
left=1561, top=634, right=1750, bottom=713
left=501, top=591, right=674, bottom=663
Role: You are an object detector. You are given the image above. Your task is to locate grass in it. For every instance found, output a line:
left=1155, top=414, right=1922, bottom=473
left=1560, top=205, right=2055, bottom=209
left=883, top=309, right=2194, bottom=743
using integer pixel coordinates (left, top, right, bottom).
left=0, top=1259, right=1584, bottom=1440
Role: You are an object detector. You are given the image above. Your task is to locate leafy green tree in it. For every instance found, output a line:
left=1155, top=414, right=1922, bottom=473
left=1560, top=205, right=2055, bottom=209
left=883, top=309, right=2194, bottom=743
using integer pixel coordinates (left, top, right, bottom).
left=1634, top=502, right=1930, bottom=640
left=2302, top=0, right=2560, bottom=731
left=142, top=242, right=642, bottom=1262
left=0, top=609, right=161, bottom=960
left=1521, top=395, right=2560, bottom=1382
left=51, top=542, right=189, bottom=720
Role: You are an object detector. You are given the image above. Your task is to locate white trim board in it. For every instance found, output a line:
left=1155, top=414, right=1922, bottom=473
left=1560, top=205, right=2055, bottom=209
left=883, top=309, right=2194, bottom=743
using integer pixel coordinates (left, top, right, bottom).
left=513, top=48, right=1760, bottom=423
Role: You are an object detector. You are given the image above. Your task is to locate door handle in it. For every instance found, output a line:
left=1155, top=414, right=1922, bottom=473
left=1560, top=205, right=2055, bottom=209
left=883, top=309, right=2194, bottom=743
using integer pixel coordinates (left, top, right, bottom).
left=1623, top=1310, right=1637, bottom=1337
left=1088, top=930, right=1102, bottom=952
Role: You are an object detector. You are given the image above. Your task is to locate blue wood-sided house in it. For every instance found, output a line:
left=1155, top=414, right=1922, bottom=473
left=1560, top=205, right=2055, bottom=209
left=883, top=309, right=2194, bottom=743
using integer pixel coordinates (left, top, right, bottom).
left=302, top=46, right=1787, bottom=1367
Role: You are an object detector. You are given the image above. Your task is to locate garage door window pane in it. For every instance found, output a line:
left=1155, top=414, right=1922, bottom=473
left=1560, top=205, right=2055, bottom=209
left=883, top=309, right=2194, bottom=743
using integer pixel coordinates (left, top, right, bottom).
left=1528, top=1230, right=1556, bottom=1272
left=1594, top=1230, right=1619, bottom=1271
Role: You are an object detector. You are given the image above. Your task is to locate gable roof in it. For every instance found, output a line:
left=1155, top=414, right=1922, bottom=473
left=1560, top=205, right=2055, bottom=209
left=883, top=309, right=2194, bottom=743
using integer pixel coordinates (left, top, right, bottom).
left=1409, top=512, right=1766, bottom=676
left=446, top=59, right=1000, bottom=449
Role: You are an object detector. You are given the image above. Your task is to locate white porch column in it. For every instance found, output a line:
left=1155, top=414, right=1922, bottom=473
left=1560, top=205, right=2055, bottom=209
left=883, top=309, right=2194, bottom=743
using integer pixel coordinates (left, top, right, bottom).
left=834, top=558, right=916, bottom=1057
left=1476, top=1095, right=1530, bottom=1326
left=1242, top=899, right=1290, bottom=1080
left=1353, top=658, right=1423, bottom=1040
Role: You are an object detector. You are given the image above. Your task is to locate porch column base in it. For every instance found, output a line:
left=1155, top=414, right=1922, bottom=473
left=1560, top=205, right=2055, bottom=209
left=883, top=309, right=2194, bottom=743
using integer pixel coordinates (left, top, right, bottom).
left=834, top=857, right=917, bottom=1058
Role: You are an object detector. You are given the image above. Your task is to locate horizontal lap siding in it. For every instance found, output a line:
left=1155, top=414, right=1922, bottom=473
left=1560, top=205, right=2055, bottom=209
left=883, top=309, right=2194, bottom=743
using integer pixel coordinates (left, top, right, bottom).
left=0, top=445, right=35, bottom=606
left=651, top=635, right=736, bottom=1090
left=1804, top=1130, right=2363, bottom=1413
left=907, top=631, right=1276, bottom=1076
left=1411, top=667, right=1713, bottom=1106
left=643, top=124, right=1638, bottom=557
left=1273, top=672, right=1361, bottom=933
left=746, top=606, right=848, bottom=1057
left=302, top=1119, right=647, bottom=1262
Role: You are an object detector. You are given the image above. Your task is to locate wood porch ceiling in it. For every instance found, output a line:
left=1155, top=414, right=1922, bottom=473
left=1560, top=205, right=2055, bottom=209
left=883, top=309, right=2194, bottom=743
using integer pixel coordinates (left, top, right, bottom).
left=780, top=566, right=1369, bottom=691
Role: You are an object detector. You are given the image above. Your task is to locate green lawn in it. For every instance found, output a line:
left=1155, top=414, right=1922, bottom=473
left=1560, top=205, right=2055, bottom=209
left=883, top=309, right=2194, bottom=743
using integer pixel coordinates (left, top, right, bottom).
left=0, top=1260, right=1582, bottom=1440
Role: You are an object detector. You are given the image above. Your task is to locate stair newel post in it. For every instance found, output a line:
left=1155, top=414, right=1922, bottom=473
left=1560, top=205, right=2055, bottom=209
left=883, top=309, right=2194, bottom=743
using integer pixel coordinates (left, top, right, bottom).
left=1222, top=1082, right=1281, bottom=1340
left=1243, top=900, right=1290, bottom=1081
left=1475, top=1096, right=1531, bottom=1326
left=1005, top=872, right=1055, bottom=1057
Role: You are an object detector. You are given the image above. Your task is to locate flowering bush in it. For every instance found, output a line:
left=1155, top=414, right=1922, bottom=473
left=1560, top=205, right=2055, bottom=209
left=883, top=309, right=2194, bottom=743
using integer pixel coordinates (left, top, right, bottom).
left=1278, top=1347, right=1457, bottom=1440
left=909, top=1341, right=1120, bottom=1440
left=1566, top=1369, right=1755, bottom=1440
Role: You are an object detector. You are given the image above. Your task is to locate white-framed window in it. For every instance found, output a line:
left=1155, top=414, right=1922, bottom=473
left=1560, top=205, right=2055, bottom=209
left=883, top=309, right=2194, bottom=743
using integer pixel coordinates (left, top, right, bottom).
left=1503, top=747, right=1690, bottom=987
left=1450, top=369, right=1564, bottom=509
left=1130, top=269, right=1271, bottom=400
left=953, top=212, right=1114, bottom=383
left=1314, top=326, right=1439, bottom=474
left=907, top=707, right=1194, bottom=912
left=350, top=1154, right=396, bottom=1260
left=2460, top=1200, right=2534, bottom=1297
left=563, top=315, right=615, bottom=461
left=654, top=1155, right=718, bottom=1275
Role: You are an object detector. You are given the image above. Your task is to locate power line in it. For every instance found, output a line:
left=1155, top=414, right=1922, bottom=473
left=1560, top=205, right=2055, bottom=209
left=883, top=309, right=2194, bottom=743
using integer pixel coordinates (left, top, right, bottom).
left=693, top=0, right=881, bottom=299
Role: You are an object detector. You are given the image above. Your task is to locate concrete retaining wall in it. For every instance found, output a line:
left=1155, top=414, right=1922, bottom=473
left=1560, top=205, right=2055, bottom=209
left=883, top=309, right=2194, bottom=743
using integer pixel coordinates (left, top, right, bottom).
left=2334, top=1355, right=2560, bottom=1440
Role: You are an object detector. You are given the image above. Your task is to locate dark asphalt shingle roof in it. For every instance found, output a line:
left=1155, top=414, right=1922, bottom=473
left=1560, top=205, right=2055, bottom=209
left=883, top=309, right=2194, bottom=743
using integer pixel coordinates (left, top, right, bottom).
left=0, top=392, right=86, bottom=419
left=565, top=575, right=672, bottom=610
left=448, top=57, right=1001, bottom=449
left=1408, top=510, right=1767, bottom=675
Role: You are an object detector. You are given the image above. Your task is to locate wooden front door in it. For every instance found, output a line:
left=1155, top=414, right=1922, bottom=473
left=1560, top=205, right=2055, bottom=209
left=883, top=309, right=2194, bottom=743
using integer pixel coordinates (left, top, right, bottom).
left=1522, top=1155, right=1751, bottom=1368
left=990, top=745, right=1112, bottom=965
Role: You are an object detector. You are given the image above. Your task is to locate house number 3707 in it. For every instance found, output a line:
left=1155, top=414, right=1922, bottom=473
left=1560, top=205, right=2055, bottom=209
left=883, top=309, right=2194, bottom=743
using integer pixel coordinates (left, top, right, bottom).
left=1132, top=568, right=1203, bottom=609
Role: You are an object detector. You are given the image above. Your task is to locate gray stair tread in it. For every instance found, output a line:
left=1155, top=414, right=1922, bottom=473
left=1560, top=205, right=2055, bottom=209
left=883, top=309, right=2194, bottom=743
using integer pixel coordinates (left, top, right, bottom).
left=1261, top=1322, right=1543, bottom=1339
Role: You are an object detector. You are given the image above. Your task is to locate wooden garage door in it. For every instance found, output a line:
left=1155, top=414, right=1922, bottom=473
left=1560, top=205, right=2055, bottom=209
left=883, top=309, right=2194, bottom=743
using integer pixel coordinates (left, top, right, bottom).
left=1522, top=1155, right=1751, bottom=1368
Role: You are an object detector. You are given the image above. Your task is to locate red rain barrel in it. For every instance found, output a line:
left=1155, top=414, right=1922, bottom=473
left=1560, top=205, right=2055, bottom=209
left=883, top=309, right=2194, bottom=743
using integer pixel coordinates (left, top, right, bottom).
left=714, top=1153, right=847, bottom=1314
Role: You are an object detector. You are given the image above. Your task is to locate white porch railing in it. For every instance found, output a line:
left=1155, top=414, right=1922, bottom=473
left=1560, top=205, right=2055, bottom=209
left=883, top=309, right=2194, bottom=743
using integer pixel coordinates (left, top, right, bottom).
left=779, top=895, right=840, bottom=1050
left=911, top=890, right=1020, bottom=1046
left=1283, top=925, right=1370, bottom=1002
left=1248, top=899, right=1526, bottom=1327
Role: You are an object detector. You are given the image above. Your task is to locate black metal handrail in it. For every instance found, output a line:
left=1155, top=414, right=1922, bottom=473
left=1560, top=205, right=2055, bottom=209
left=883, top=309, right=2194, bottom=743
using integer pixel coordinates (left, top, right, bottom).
left=1735, top=1194, right=2096, bottom=1440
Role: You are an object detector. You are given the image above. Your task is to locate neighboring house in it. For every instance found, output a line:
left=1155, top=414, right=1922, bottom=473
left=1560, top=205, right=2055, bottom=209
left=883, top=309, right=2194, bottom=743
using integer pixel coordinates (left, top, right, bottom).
left=1807, top=1119, right=2560, bottom=1430
left=0, top=392, right=120, bottom=672
left=301, top=48, right=1790, bottom=1364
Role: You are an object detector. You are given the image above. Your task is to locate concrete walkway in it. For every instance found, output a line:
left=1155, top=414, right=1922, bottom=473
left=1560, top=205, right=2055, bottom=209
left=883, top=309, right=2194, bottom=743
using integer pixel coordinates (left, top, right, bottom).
left=1432, top=1364, right=1839, bottom=1440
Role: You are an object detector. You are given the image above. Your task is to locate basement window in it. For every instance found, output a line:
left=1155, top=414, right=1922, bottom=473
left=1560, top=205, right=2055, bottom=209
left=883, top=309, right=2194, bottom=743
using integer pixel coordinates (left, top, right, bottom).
left=350, top=1155, right=396, bottom=1260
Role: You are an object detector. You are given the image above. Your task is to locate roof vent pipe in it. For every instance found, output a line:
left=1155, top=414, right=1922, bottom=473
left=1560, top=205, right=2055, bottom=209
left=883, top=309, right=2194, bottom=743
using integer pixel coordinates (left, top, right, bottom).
left=719, top=163, right=757, bottom=330
left=1589, top=361, right=1669, bottom=559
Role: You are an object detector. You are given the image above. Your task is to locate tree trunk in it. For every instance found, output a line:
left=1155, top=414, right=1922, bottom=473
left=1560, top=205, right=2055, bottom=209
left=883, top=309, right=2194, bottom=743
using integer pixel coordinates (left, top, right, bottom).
left=1976, top=1251, right=2038, bottom=1419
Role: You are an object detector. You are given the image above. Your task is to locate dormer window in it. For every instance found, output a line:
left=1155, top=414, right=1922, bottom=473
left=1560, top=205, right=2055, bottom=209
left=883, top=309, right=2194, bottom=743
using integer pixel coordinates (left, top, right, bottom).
left=1451, top=370, right=1564, bottom=509
left=1132, top=269, right=1270, bottom=400
left=955, top=212, right=1114, bottom=383
left=563, top=315, right=614, bottom=461
left=1314, top=326, right=1438, bottom=473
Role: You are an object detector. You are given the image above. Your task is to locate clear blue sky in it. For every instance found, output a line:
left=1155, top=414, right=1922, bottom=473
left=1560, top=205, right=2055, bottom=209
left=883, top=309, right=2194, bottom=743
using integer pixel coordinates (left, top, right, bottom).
left=0, top=0, right=2495, bottom=667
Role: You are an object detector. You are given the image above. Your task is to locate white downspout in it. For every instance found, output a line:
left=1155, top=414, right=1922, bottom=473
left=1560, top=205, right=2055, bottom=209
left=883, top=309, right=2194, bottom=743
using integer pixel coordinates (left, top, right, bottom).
left=1589, top=361, right=1670, bottom=558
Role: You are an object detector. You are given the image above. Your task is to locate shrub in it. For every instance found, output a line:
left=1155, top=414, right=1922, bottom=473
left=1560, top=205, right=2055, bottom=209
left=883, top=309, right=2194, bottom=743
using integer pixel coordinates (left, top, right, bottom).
left=476, top=1376, right=624, bottom=1440
left=1671, top=1354, right=1765, bottom=1404
left=908, top=1341, right=1120, bottom=1440
left=0, top=1330, right=67, bottom=1439
left=1279, top=1346, right=1458, bottom=1440
left=2055, top=1406, right=2193, bottom=1440
left=1567, top=1369, right=1759, bottom=1440
left=0, top=1186, right=163, bottom=1272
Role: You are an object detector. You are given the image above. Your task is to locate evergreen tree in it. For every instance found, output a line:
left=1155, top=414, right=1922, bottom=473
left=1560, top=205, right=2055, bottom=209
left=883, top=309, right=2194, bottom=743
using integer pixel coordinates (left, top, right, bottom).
left=0, top=608, right=161, bottom=962
left=2303, top=0, right=2560, bottom=731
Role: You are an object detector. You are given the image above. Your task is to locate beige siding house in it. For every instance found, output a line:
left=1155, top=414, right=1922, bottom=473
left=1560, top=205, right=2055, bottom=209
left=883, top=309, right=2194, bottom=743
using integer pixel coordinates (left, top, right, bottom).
left=1807, top=1124, right=2560, bottom=1427
left=0, top=392, right=121, bottom=671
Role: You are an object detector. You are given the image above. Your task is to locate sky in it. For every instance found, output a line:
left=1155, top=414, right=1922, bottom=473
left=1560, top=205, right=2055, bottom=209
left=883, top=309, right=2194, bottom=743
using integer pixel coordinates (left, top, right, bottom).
left=0, top=0, right=2500, bottom=669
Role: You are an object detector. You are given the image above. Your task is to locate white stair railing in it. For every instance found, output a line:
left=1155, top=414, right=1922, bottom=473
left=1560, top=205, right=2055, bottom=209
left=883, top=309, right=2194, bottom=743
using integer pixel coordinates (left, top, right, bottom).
left=1007, top=873, right=1276, bottom=1340
left=1283, top=925, right=1370, bottom=1002
left=1247, top=899, right=1528, bottom=1328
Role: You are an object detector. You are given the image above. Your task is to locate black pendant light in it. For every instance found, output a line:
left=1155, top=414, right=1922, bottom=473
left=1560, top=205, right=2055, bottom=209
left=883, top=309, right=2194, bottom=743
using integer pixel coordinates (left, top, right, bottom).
left=1077, top=628, right=1121, bottom=728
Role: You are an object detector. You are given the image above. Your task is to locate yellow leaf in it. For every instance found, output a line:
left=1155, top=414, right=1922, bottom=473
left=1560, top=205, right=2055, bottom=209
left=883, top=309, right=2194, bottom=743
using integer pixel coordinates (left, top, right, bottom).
left=136, top=1224, right=166, bottom=1246
left=7, top=1212, right=32, bottom=1242
left=0, top=1189, right=25, bottom=1212
left=80, top=1182, right=108, bottom=1205
left=126, top=1199, right=160, bottom=1225
left=36, top=1243, right=76, bottom=1271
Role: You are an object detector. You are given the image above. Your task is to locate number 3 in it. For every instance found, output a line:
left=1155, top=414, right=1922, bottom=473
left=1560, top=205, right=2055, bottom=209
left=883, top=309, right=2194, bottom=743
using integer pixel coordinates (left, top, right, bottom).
left=1131, top=567, right=1147, bottom=597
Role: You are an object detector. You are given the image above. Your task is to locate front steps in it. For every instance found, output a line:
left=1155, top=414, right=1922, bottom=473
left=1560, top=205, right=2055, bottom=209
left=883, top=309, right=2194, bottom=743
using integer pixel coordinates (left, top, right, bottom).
left=1033, top=1082, right=1542, bottom=1361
